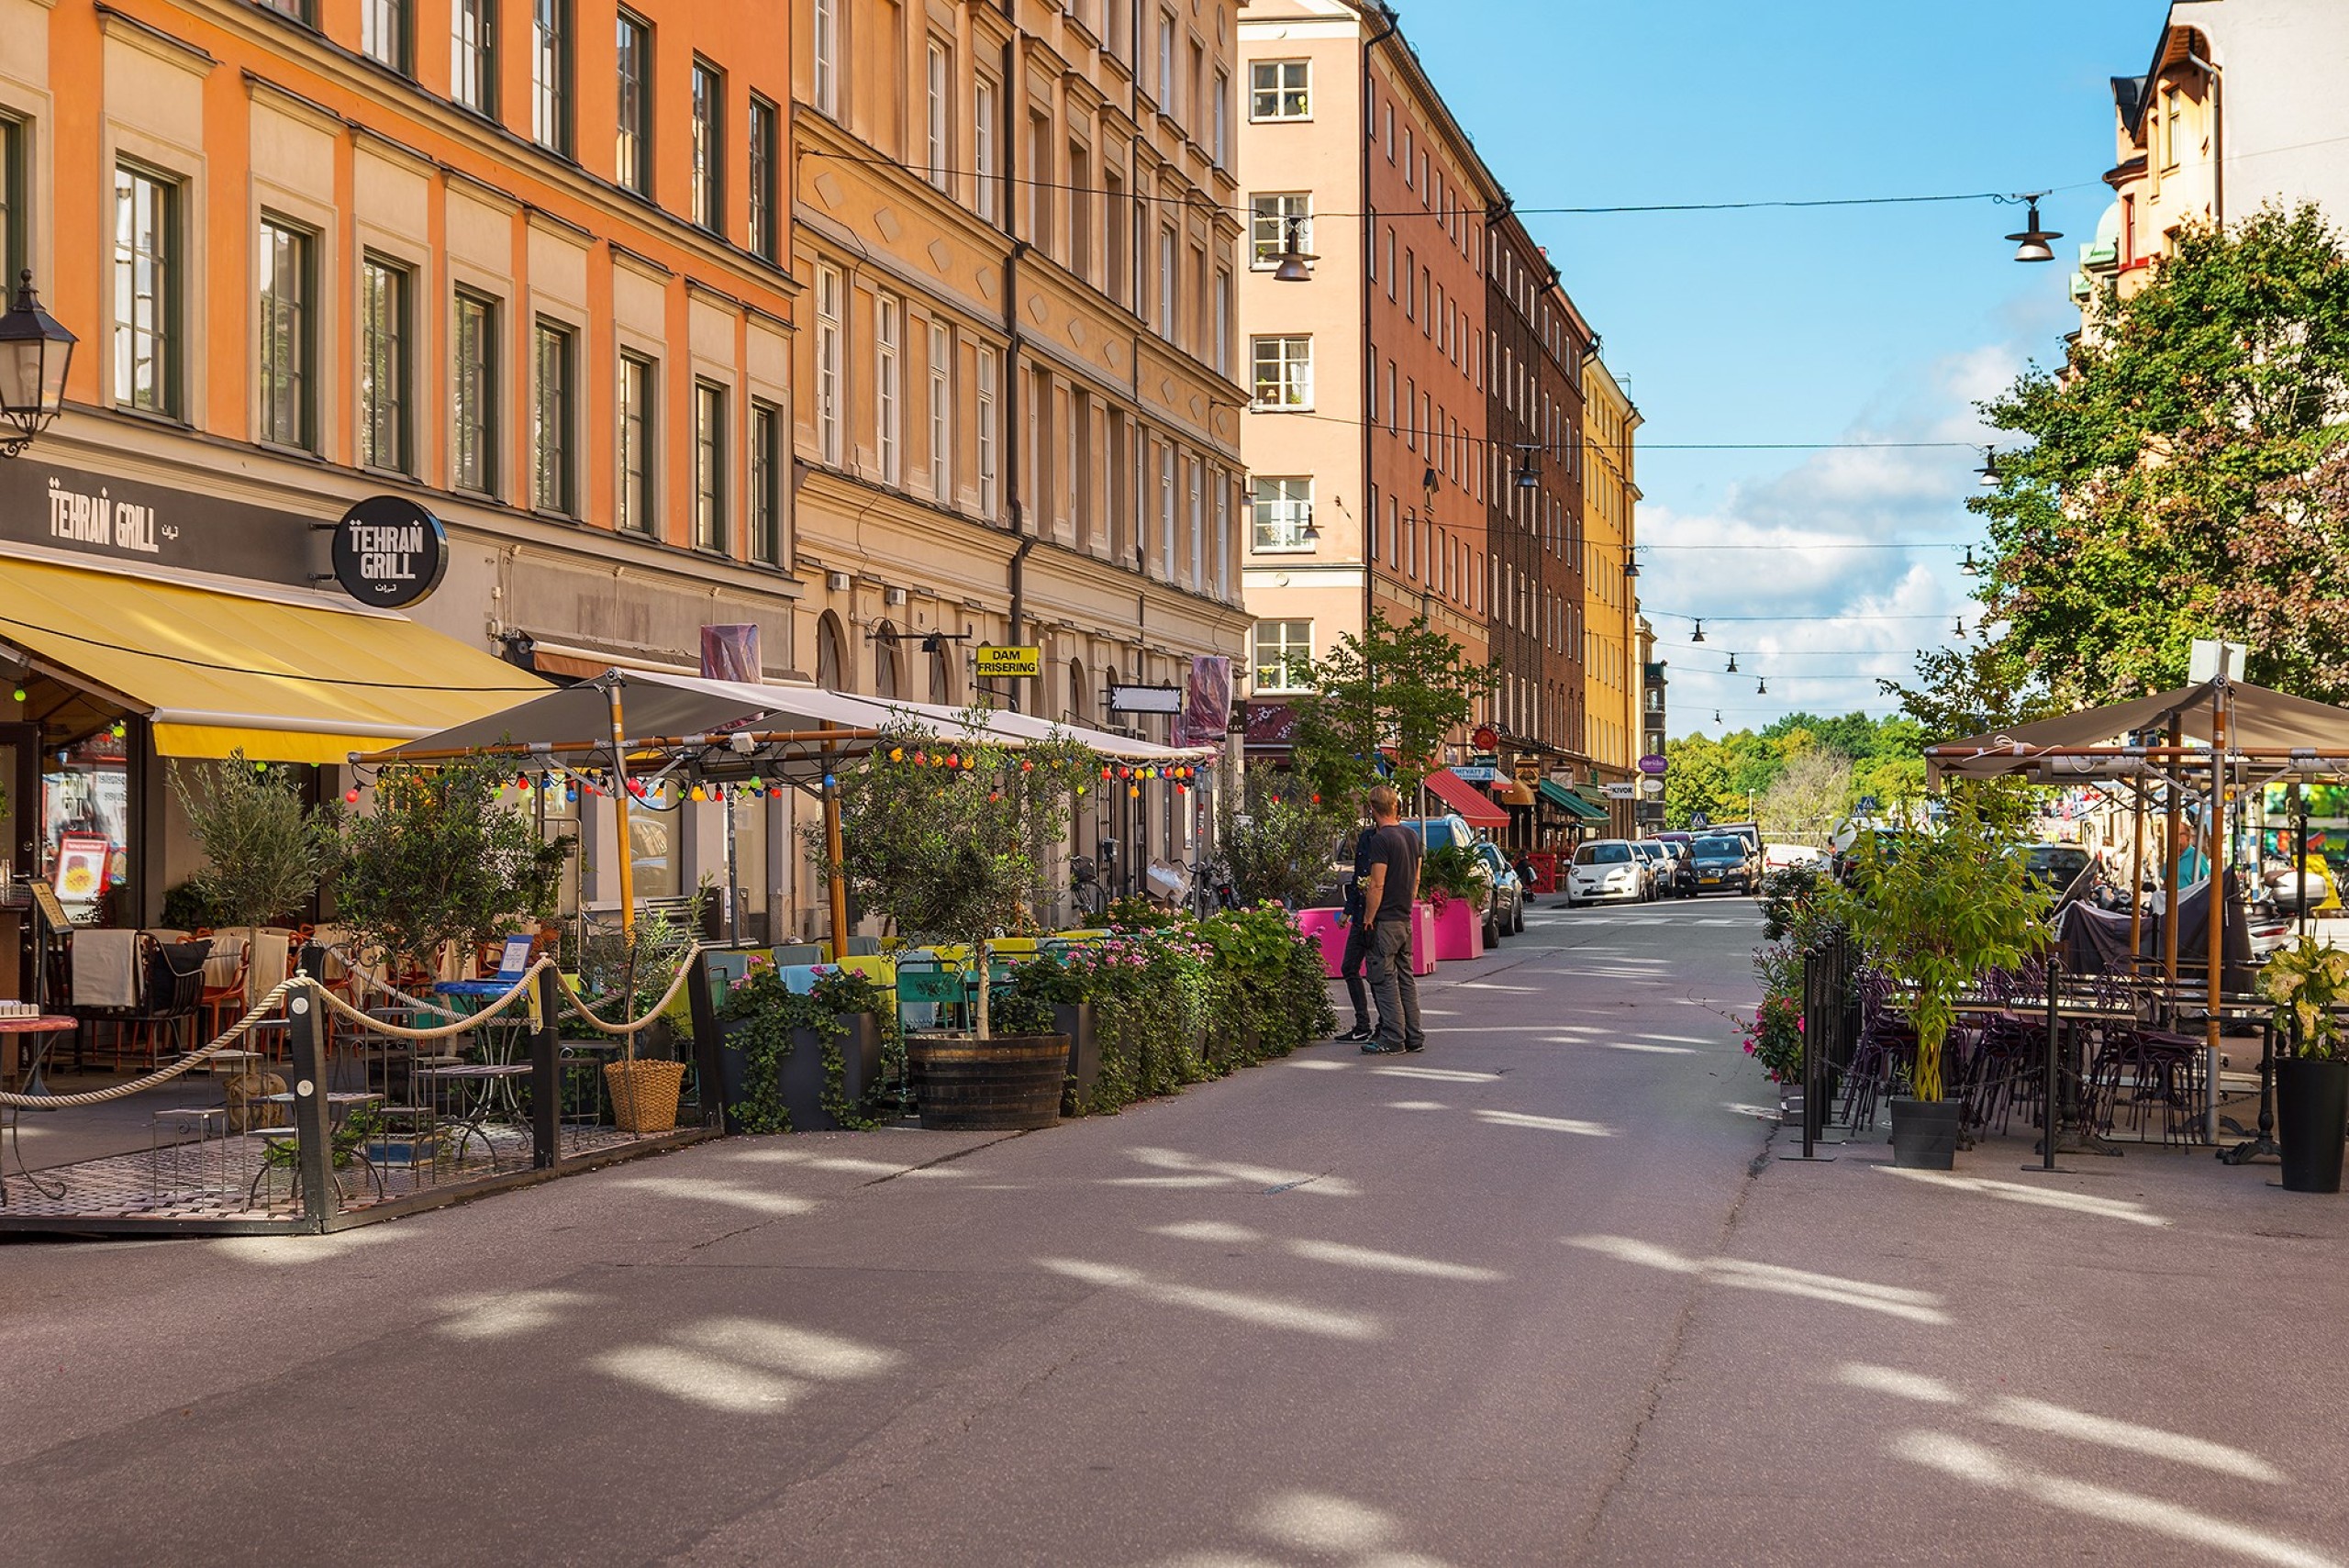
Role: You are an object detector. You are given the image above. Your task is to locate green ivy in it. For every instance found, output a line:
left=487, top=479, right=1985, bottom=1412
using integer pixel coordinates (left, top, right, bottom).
left=718, top=963, right=890, bottom=1133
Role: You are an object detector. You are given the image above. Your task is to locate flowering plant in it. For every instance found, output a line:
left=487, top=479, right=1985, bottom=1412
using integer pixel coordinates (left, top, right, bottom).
left=1740, top=992, right=1805, bottom=1084
left=2258, top=935, right=2349, bottom=1060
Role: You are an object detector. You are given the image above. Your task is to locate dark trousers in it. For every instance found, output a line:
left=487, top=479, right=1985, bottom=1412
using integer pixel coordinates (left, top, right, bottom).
left=1340, top=919, right=1375, bottom=1029
left=1366, top=917, right=1424, bottom=1051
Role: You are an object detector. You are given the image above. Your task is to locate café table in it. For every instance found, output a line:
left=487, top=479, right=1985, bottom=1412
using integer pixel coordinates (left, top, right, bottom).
left=0, top=1016, right=79, bottom=1206
left=414, top=1062, right=534, bottom=1172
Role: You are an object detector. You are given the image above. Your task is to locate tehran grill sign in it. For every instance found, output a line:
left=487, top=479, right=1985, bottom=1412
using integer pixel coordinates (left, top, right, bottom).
left=331, top=495, right=449, bottom=608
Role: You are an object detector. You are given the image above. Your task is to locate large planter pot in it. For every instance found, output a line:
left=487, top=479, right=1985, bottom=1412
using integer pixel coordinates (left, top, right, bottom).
left=1888, top=1096, right=1960, bottom=1171
left=1409, top=902, right=1439, bottom=974
left=910, top=1033, right=1068, bottom=1131
left=1293, top=908, right=1348, bottom=979
left=717, top=1013, right=881, bottom=1133
left=605, top=1059, right=687, bottom=1134
left=2277, top=1057, right=2349, bottom=1194
left=1429, top=897, right=1480, bottom=962
left=1053, top=1001, right=1100, bottom=1114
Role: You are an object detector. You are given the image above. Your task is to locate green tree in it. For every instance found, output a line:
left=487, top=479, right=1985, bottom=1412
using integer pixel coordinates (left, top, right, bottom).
left=1974, top=205, right=2349, bottom=704
left=1289, top=612, right=1491, bottom=802
left=1664, top=733, right=1732, bottom=828
left=337, top=752, right=571, bottom=976
left=822, top=716, right=1096, bottom=1038
left=1757, top=744, right=1854, bottom=845
left=172, top=752, right=341, bottom=1002
left=1215, top=764, right=1351, bottom=908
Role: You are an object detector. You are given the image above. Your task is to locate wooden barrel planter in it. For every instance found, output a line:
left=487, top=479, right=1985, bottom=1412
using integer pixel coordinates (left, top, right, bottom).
left=910, top=1034, right=1068, bottom=1131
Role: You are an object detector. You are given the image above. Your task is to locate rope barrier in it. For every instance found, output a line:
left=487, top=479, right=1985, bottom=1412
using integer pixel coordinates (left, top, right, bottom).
left=557, top=946, right=708, bottom=1037
left=0, top=978, right=306, bottom=1110
left=311, top=960, right=557, bottom=1041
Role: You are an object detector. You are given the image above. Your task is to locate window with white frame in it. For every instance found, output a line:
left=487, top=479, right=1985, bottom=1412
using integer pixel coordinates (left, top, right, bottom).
left=875, top=293, right=901, bottom=485
left=1156, top=227, right=1175, bottom=341
left=976, top=344, right=999, bottom=516
left=1250, top=335, right=1311, bottom=410
left=531, top=0, right=570, bottom=154
left=112, top=164, right=178, bottom=416
left=925, top=41, right=951, bottom=190
left=1213, top=269, right=1230, bottom=376
left=1187, top=458, right=1202, bottom=586
left=1155, top=11, right=1174, bottom=106
left=1213, top=68, right=1230, bottom=164
left=928, top=318, right=952, bottom=501
left=1158, top=442, right=1174, bottom=578
left=364, top=0, right=409, bottom=72
left=812, top=0, right=839, bottom=116
left=1250, top=60, right=1308, bottom=120
left=617, top=350, right=654, bottom=534
left=1251, top=476, right=1313, bottom=551
left=1249, top=193, right=1311, bottom=270
left=452, top=0, right=495, bottom=113
left=694, top=378, right=727, bottom=552
left=1252, top=620, right=1312, bottom=692
left=974, top=77, right=997, bottom=218
left=814, top=263, right=842, bottom=463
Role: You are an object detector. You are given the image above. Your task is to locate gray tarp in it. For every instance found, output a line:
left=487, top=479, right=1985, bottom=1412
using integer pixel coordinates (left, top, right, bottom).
left=1928, top=680, right=2349, bottom=782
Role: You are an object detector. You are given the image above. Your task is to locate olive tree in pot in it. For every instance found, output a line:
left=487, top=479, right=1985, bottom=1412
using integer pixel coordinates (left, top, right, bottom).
left=172, top=751, right=341, bottom=1005
left=1833, top=788, right=2048, bottom=1169
left=820, top=714, right=1097, bottom=1131
left=2258, top=937, right=2349, bottom=1194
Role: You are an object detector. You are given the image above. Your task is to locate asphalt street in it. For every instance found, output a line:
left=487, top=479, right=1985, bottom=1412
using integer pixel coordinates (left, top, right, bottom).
left=6, top=895, right=2348, bottom=1567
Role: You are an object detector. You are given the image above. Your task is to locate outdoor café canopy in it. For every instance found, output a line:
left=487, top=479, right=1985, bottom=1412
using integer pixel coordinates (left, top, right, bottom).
left=1925, top=678, right=2349, bottom=783
left=370, top=668, right=1215, bottom=766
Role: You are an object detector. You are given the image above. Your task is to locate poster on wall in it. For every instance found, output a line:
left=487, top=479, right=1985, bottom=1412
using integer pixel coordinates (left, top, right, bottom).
left=54, top=834, right=110, bottom=901
left=1175, top=656, right=1233, bottom=749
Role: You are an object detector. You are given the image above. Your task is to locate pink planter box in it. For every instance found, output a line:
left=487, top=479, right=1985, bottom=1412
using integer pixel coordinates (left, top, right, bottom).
left=1293, top=907, right=1348, bottom=979
left=1428, top=896, right=1480, bottom=962
left=1410, top=902, right=1440, bottom=974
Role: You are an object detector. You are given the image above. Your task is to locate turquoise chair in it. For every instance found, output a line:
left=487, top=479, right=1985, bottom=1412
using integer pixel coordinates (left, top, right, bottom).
left=896, top=963, right=967, bottom=1032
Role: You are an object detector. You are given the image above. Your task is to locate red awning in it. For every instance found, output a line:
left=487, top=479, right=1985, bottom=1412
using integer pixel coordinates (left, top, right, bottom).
left=1423, top=768, right=1509, bottom=828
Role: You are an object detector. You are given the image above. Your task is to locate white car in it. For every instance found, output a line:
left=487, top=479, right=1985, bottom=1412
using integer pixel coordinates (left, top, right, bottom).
left=1765, top=842, right=1824, bottom=872
left=1564, top=840, right=1647, bottom=906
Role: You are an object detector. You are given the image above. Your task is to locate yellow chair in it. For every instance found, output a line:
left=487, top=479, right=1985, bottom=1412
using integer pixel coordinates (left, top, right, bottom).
left=986, top=938, right=1040, bottom=958
left=830, top=954, right=897, bottom=988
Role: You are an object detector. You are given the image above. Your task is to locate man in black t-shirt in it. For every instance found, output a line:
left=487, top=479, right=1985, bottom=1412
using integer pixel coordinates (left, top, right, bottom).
left=1337, top=832, right=1378, bottom=1041
left=1355, top=784, right=1425, bottom=1053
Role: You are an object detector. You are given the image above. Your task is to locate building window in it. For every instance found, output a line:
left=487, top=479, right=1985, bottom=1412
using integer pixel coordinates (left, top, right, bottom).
left=813, top=0, right=839, bottom=115
left=1213, top=68, right=1230, bottom=164
left=694, top=379, right=727, bottom=552
left=1250, top=193, right=1311, bottom=269
left=258, top=0, right=312, bottom=23
left=452, top=291, right=496, bottom=494
left=363, top=0, right=409, bottom=71
left=1156, top=227, right=1174, bottom=341
left=1251, top=335, right=1312, bottom=410
left=532, top=318, right=574, bottom=514
left=750, top=398, right=782, bottom=563
left=1188, top=458, right=1202, bottom=585
left=0, top=117, right=23, bottom=288
left=112, top=164, right=177, bottom=416
left=1214, top=269, right=1231, bottom=376
left=875, top=293, right=902, bottom=485
left=617, top=351, right=654, bottom=534
left=1253, top=620, right=1311, bottom=691
left=928, top=318, right=952, bottom=502
left=359, top=256, right=409, bottom=473
left=925, top=41, right=951, bottom=190
left=814, top=263, right=842, bottom=463
left=1250, top=60, right=1308, bottom=120
left=614, top=12, right=651, bottom=195
left=256, top=218, right=312, bottom=450
left=748, top=97, right=778, bottom=260
left=1251, top=477, right=1313, bottom=551
left=531, top=0, right=571, bottom=154
left=976, top=344, right=998, bottom=516
left=1155, top=11, right=1174, bottom=106
left=452, top=0, right=495, bottom=114
left=2162, top=86, right=2182, bottom=169
left=1158, top=442, right=1174, bottom=578
left=974, top=78, right=998, bottom=217
left=690, top=60, right=723, bottom=232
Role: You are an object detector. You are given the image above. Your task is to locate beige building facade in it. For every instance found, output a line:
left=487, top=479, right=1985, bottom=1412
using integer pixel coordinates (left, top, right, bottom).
left=788, top=0, right=1252, bottom=915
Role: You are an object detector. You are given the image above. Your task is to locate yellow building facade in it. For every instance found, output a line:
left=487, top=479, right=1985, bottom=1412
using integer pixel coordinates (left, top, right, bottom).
left=1581, top=354, right=1641, bottom=836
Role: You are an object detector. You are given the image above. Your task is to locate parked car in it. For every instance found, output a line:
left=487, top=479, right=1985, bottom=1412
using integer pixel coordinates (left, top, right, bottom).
left=1688, top=833, right=1759, bottom=895
left=1764, top=842, right=1823, bottom=873
left=1655, top=840, right=1700, bottom=898
left=2021, top=842, right=2096, bottom=896
left=1564, top=839, right=1646, bottom=906
left=1629, top=840, right=1670, bottom=901
left=1474, top=841, right=1528, bottom=938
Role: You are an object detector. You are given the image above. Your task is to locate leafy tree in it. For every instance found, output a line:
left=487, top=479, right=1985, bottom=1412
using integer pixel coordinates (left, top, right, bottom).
left=1758, top=745, right=1854, bottom=845
left=1215, top=764, right=1351, bottom=908
left=172, top=752, right=341, bottom=1001
left=1664, top=732, right=1733, bottom=828
left=821, top=715, right=1096, bottom=1038
left=1289, top=612, right=1491, bottom=802
left=337, top=752, right=571, bottom=976
left=1973, top=205, right=2349, bottom=704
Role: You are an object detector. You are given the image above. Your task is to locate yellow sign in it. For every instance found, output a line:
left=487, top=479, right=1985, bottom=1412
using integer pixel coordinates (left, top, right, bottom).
left=974, top=645, right=1041, bottom=679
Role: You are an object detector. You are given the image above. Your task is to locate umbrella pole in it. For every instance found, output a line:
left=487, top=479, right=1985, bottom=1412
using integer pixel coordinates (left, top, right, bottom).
left=2207, top=691, right=2228, bottom=1138
left=823, top=774, right=852, bottom=962
left=2127, top=770, right=2146, bottom=967
left=608, top=682, right=637, bottom=939
left=2163, top=727, right=2182, bottom=1018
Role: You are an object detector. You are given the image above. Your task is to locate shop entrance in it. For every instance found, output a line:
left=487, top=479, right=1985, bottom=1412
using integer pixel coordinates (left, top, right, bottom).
left=0, top=722, right=39, bottom=999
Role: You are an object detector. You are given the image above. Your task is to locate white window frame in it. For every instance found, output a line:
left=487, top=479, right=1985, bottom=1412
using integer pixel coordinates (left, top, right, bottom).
left=1249, top=193, right=1311, bottom=271
left=813, top=0, right=839, bottom=116
left=1250, top=335, right=1312, bottom=411
left=1213, top=68, right=1230, bottom=165
left=1158, top=442, right=1174, bottom=579
left=1156, top=226, right=1175, bottom=342
left=1253, top=619, right=1312, bottom=693
left=1251, top=476, right=1313, bottom=552
left=925, top=40, right=951, bottom=190
left=928, top=318, right=952, bottom=502
left=1250, top=60, right=1308, bottom=121
left=875, top=292, right=902, bottom=485
left=815, top=262, right=842, bottom=464
left=976, top=344, right=999, bottom=516
left=1187, top=457, right=1203, bottom=587
left=1213, top=269, right=1231, bottom=376
left=974, top=77, right=998, bottom=219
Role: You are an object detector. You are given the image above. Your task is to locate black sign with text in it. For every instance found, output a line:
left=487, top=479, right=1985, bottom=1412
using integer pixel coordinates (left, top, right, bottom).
left=330, top=495, right=448, bottom=608
left=0, top=460, right=318, bottom=585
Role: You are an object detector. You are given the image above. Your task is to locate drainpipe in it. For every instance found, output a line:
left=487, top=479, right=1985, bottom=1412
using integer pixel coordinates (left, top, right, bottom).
left=1359, top=3, right=1399, bottom=648
left=999, top=16, right=1031, bottom=709
left=2187, top=50, right=2222, bottom=226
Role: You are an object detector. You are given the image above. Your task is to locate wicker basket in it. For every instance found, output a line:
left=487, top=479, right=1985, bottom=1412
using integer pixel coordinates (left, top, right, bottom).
left=604, top=1058, right=688, bottom=1134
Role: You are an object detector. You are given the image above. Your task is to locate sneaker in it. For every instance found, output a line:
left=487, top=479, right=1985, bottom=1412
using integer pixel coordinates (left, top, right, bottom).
left=1360, top=1040, right=1403, bottom=1054
left=1402, top=1038, right=1427, bottom=1053
left=1337, top=1024, right=1375, bottom=1042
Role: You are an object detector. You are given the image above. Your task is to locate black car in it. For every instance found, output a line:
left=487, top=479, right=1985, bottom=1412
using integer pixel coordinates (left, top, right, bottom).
left=1687, top=834, right=1757, bottom=895
left=1657, top=840, right=1700, bottom=898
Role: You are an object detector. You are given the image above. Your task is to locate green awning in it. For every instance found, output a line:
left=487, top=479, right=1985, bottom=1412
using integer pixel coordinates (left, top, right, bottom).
left=1539, top=779, right=1609, bottom=822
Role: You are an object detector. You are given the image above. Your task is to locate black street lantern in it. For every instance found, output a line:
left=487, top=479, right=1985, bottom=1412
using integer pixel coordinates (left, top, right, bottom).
left=1755, top=678, right=1768, bottom=696
left=1622, top=558, right=1639, bottom=579
left=2007, top=197, right=2062, bottom=263
left=1690, top=619, right=1706, bottom=643
left=0, top=271, right=77, bottom=459
left=1513, top=444, right=1541, bottom=490
left=1272, top=215, right=1318, bottom=283
left=1725, top=653, right=1740, bottom=674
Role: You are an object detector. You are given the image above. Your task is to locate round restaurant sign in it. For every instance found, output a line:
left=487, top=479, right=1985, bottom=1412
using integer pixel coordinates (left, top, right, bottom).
left=331, top=495, right=448, bottom=609
left=1637, top=753, right=1669, bottom=775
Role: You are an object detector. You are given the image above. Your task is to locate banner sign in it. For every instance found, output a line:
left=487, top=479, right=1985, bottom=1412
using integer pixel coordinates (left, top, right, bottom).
left=700, top=624, right=763, bottom=684
left=974, top=645, right=1041, bottom=679
left=1602, top=782, right=1639, bottom=800
left=3, top=460, right=317, bottom=586
left=1636, top=754, right=1670, bottom=776
left=1108, top=683, right=1184, bottom=716
left=1174, top=655, right=1233, bottom=748
left=331, top=495, right=448, bottom=608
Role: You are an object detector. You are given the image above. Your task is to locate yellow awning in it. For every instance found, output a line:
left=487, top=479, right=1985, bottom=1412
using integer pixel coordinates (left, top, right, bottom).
left=0, top=555, right=549, bottom=764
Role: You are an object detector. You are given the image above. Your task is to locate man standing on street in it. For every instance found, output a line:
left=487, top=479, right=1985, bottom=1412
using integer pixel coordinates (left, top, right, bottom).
left=1337, top=827, right=1379, bottom=1042
left=1356, top=784, right=1426, bottom=1054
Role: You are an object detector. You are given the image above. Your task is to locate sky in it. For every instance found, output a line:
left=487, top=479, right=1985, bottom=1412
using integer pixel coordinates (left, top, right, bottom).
left=1395, top=0, right=2155, bottom=738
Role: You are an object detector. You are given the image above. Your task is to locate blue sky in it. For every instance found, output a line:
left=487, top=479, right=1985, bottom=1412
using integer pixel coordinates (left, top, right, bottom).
left=1397, top=0, right=2154, bottom=736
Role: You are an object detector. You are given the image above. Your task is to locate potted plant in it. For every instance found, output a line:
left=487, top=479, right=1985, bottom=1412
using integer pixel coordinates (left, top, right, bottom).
left=1001, top=951, right=1100, bottom=1113
left=172, top=751, right=341, bottom=1005
left=716, top=961, right=887, bottom=1132
left=1419, top=840, right=1486, bottom=962
left=2259, top=935, right=2349, bottom=1194
left=821, top=715, right=1097, bottom=1131
left=1832, top=790, right=2048, bottom=1169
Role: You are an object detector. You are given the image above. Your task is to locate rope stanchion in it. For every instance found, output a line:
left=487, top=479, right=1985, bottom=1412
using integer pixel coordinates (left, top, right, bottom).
left=311, top=959, right=557, bottom=1040
left=0, top=979, right=306, bottom=1111
left=556, top=945, right=709, bottom=1037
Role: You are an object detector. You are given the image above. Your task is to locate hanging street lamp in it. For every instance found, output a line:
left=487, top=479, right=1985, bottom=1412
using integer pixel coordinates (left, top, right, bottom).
left=1271, top=214, right=1318, bottom=283
left=0, top=271, right=77, bottom=459
left=2007, top=195, right=2062, bottom=263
